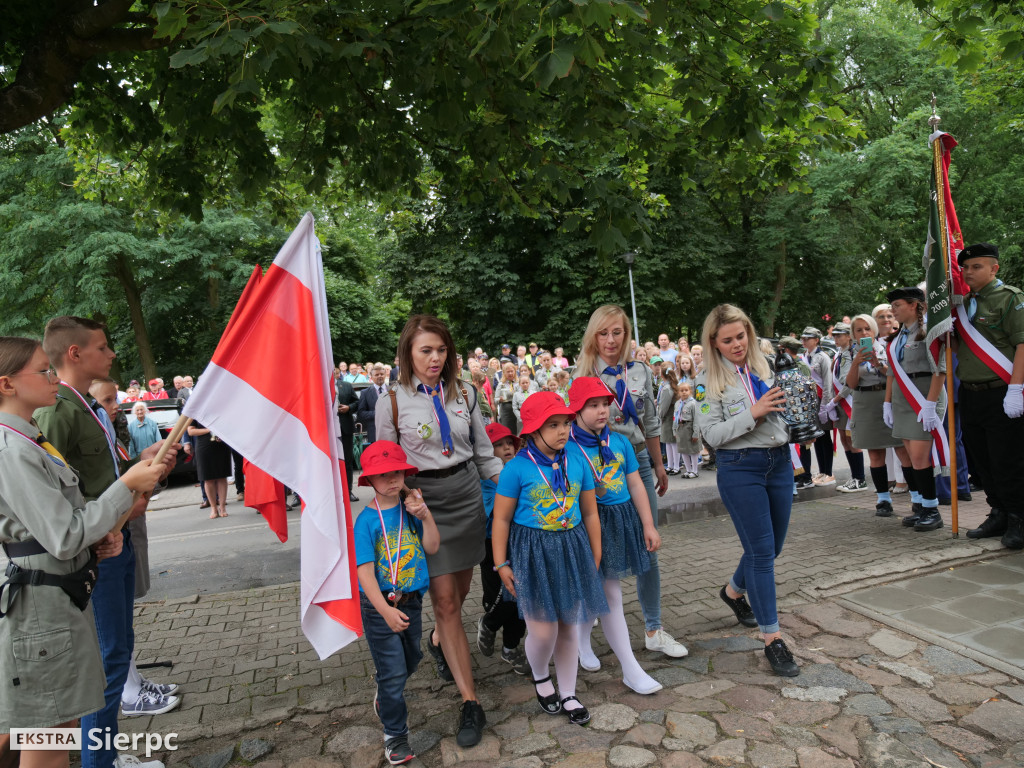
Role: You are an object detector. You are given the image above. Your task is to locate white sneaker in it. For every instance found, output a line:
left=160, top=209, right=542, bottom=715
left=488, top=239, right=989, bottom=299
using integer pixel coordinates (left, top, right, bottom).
left=121, top=689, right=180, bottom=717
left=141, top=678, right=179, bottom=696
left=115, top=755, right=166, bottom=768
left=644, top=629, right=688, bottom=658
left=579, top=648, right=601, bottom=672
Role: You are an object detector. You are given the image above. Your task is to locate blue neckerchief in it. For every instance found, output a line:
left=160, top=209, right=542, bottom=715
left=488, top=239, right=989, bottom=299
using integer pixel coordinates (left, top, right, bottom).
left=968, top=278, right=1002, bottom=321
left=748, top=372, right=770, bottom=400
left=417, top=381, right=453, bottom=455
left=518, top=441, right=568, bottom=494
left=893, top=327, right=910, bottom=363
left=600, top=363, right=640, bottom=425
left=571, top=422, right=615, bottom=464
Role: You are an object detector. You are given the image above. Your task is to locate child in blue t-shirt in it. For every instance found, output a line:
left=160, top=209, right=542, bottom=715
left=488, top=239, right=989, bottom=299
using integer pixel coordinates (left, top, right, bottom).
left=491, top=392, right=608, bottom=726
left=354, top=441, right=439, bottom=766
left=567, top=377, right=666, bottom=696
left=476, top=423, right=528, bottom=674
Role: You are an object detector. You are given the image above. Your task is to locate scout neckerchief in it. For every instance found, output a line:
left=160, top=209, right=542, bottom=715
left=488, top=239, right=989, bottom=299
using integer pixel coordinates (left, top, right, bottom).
left=416, top=381, right=453, bottom=456
left=885, top=334, right=950, bottom=471
left=831, top=350, right=854, bottom=421
left=0, top=423, right=68, bottom=467
left=734, top=365, right=769, bottom=405
left=599, top=363, right=640, bottom=425
left=953, top=279, right=1013, bottom=383
left=60, top=382, right=127, bottom=473
left=569, top=423, right=613, bottom=483
left=518, top=442, right=571, bottom=526
left=373, top=498, right=405, bottom=605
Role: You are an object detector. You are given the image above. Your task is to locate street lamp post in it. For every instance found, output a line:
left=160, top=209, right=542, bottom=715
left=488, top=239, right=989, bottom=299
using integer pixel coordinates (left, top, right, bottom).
left=622, top=251, right=640, bottom=341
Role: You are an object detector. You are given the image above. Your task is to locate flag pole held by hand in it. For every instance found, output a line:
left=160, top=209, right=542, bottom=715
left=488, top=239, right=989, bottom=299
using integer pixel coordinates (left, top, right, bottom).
left=110, top=414, right=192, bottom=534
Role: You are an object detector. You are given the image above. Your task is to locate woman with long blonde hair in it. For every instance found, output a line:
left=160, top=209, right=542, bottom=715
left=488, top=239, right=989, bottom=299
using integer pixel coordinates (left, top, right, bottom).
left=574, top=305, right=687, bottom=659
left=696, top=305, right=799, bottom=677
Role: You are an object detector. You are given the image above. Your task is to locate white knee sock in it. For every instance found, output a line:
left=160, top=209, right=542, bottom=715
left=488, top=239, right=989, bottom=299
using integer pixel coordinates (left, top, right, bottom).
left=599, top=580, right=661, bottom=692
left=122, top=651, right=143, bottom=703
left=666, top=443, right=679, bottom=472
left=525, top=618, right=558, bottom=698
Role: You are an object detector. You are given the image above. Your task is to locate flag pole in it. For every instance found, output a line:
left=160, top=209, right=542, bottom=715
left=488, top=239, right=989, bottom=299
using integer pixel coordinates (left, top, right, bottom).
left=929, top=96, right=959, bottom=538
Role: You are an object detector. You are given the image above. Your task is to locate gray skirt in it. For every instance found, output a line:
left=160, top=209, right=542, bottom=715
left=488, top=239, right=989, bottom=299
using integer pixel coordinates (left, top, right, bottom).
left=851, top=389, right=901, bottom=450
left=405, top=463, right=486, bottom=578
left=892, top=376, right=947, bottom=442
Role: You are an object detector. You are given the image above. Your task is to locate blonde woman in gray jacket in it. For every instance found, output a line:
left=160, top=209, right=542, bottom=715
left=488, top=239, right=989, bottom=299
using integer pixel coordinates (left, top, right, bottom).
left=696, top=305, right=800, bottom=678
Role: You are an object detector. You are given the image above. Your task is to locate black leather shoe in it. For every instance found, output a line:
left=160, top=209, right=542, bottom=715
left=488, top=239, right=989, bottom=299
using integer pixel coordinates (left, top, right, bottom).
left=914, top=509, right=944, bottom=532
left=1001, top=514, right=1024, bottom=550
left=533, top=676, right=561, bottom=714
left=561, top=696, right=590, bottom=725
left=968, top=508, right=1007, bottom=539
left=764, top=638, right=800, bottom=677
left=349, top=492, right=359, bottom=502
left=959, top=490, right=973, bottom=502
left=902, top=502, right=923, bottom=527
left=875, top=500, right=894, bottom=517
left=720, top=585, right=758, bottom=628
left=455, top=700, right=486, bottom=747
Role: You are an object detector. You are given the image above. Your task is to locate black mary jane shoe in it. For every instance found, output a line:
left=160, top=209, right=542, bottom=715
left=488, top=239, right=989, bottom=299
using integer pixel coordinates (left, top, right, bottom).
left=561, top=696, right=590, bottom=725
left=533, top=676, right=561, bottom=715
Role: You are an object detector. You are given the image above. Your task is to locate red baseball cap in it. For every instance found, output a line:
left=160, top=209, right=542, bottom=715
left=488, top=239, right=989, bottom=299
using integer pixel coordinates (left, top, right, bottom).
left=485, top=422, right=521, bottom=450
left=567, top=377, right=614, bottom=414
left=519, top=391, right=576, bottom=436
left=358, top=440, right=419, bottom=486
left=148, top=379, right=161, bottom=387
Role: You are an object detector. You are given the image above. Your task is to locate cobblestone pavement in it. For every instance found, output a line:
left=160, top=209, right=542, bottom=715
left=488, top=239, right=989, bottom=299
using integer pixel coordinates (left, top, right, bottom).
left=124, top=493, right=1023, bottom=768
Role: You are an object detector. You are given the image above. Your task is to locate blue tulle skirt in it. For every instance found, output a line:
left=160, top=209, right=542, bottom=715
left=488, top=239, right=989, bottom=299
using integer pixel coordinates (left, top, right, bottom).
left=597, top=500, right=651, bottom=580
left=507, top=522, right=609, bottom=624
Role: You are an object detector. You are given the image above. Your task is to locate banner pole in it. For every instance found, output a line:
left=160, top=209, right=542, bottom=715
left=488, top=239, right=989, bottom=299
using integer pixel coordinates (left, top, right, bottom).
left=929, top=100, right=959, bottom=538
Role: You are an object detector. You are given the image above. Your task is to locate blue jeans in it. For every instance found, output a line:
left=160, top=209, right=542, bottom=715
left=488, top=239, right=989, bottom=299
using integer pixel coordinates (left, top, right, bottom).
left=82, top=529, right=136, bottom=768
left=717, top=446, right=792, bottom=634
left=634, top=448, right=661, bottom=632
left=361, top=593, right=423, bottom=738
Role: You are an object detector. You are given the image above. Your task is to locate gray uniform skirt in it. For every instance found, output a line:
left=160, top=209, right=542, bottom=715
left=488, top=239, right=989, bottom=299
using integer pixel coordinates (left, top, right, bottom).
left=851, top=389, right=901, bottom=450
left=892, top=375, right=947, bottom=441
left=405, top=463, right=486, bottom=578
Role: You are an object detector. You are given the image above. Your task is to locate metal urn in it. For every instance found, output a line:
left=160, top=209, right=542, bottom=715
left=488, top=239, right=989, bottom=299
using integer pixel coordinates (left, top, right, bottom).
left=774, top=350, right=825, bottom=444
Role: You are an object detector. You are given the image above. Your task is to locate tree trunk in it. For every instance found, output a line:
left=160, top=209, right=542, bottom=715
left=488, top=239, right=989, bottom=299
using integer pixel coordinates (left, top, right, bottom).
left=764, top=239, right=788, bottom=337
left=112, top=252, right=157, bottom=380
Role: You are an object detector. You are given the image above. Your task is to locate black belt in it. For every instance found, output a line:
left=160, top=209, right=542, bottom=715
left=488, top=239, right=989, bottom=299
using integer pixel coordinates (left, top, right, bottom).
left=1, top=553, right=98, bottom=616
left=2, top=540, right=48, bottom=558
left=856, top=384, right=885, bottom=392
left=961, top=380, right=1007, bottom=391
left=417, top=460, right=470, bottom=479
left=905, top=371, right=932, bottom=379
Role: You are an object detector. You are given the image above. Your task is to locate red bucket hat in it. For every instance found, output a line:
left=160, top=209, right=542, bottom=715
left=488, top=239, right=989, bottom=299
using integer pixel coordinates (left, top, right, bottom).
left=519, top=391, right=576, bottom=436
left=358, top=440, right=419, bottom=486
left=485, top=422, right=521, bottom=450
left=567, top=377, right=614, bottom=414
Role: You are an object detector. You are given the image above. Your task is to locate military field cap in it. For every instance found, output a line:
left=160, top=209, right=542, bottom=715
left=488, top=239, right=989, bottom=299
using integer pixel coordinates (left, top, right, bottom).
left=800, top=327, right=822, bottom=339
left=958, top=242, right=999, bottom=266
left=779, top=336, right=802, bottom=351
left=885, top=286, right=926, bottom=304
left=832, top=322, right=851, bottom=335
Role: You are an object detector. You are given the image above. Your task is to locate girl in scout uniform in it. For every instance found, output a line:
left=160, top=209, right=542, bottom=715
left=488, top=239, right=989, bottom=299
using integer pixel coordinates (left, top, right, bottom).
left=495, top=363, right=518, bottom=432
left=657, top=369, right=680, bottom=475
left=375, top=316, right=502, bottom=749
left=574, top=305, right=687, bottom=659
left=0, top=337, right=164, bottom=763
left=827, top=323, right=868, bottom=493
left=883, top=287, right=947, bottom=532
left=696, top=305, right=800, bottom=678
left=847, top=314, right=907, bottom=517
left=674, top=381, right=702, bottom=478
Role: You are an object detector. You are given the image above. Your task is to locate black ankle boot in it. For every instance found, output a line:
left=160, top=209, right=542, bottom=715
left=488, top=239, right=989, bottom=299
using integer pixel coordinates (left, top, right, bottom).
left=967, top=507, right=1007, bottom=539
left=1001, top=513, right=1024, bottom=550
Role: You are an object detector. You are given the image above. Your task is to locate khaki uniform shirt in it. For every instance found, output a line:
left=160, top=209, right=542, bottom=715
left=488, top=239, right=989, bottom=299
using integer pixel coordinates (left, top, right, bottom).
left=696, top=369, right=789, bottom=450
left=957, top=278, right=1024, bottom=383
left=582, top=362, right=659, bottom=454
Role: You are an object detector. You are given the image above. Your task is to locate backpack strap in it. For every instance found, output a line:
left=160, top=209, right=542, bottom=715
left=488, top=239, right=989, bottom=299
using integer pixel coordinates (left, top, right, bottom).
left=389, top=389, right=400, bottom=445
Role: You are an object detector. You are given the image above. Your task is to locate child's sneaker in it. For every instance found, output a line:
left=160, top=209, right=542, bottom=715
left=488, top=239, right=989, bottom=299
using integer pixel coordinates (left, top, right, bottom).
left=384, top=734, right=415, bottom=765
left=477, top=615, right=496, bottom=657
left=501, top=646, right=530, bottom=675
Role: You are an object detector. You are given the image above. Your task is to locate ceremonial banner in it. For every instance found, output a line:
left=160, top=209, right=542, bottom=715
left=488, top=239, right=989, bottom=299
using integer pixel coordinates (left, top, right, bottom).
left=184, top=214, right=361, bottom=658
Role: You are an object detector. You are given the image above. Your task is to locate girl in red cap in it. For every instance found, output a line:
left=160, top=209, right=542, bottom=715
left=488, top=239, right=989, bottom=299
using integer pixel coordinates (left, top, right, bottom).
left=491, top=391, right=606, bottom=725
left=568, top=377, right=664, bottom=694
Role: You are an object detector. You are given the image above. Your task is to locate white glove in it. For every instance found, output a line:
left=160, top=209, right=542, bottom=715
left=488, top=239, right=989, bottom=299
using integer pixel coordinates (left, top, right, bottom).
left=818, top=405, right=830, bottom=424
left=1004, top=383, right=1024, bottom=419
left=882, top=401, right=894, bottom=429
left=917, top=400, right=942, bottom=433
left=826, top=400, right=839, bottom=420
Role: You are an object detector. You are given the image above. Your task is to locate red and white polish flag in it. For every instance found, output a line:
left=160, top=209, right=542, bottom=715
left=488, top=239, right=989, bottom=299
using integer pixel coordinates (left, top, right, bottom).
left=184, top=213, right=361, bottom=658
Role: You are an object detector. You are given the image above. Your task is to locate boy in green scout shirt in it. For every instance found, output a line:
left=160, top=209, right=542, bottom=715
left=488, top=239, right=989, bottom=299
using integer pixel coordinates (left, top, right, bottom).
left=35, top=316, right=179, bottom=768
left=956, top=243, right=1024, bottom=550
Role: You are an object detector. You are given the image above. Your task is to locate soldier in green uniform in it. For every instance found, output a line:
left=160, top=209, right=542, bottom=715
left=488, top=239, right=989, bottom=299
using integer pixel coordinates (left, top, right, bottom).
left=956, top=243, right=1024, bottom=549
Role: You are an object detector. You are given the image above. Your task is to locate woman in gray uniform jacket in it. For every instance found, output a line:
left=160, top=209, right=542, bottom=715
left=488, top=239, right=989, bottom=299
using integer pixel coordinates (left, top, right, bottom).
left=883, top=287, right=946, bottom=532
left=0, top=337, right=163, bottom=762
left=376, top=316, right=502, bottom=748
left=696, top=305, right=800, bottom=677
left=574, top=305, right=687, bottom=658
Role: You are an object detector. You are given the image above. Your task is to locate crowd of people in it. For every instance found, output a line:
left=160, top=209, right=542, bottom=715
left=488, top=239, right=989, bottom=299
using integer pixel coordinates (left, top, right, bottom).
left=3, top=240, right=1023, bottom=768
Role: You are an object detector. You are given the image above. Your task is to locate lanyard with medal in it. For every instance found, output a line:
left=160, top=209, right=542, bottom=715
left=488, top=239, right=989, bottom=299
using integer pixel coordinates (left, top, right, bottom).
left=60, top=381, right=130, bottom=463
left=735, top=365, right=757, bottom=405
left=0, top=424, right=67, bottom=467
left=525, top=449, right=571, bottom=528
left=374, top=496, right=405, bottom=606
left=600, top=369, right=629, bottom=425
left=570, top=434, right=610, bottom=493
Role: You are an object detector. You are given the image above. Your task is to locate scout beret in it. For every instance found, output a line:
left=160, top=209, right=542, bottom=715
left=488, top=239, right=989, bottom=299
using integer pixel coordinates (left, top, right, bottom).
left=800, top=327, right=822, bottom=339
left=832, top=322, right=851, bottom=335
left=885, top=286, right=926, bottom=304
left=958, top=242, right=999, bottom=266
left=779, top=336, right=802, bottom=351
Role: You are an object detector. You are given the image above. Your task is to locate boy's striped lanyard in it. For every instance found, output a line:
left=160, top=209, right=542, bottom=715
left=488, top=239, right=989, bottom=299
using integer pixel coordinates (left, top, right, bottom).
left=525, top=450, right=570, bottom=526
left=373, top=498, right=404, bottom=602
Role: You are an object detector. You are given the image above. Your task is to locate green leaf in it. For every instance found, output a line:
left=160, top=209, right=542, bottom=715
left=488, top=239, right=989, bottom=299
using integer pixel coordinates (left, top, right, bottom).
left=537, top=44, right=575, bottom=89
left=763, top=2, right=786, bottom=22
